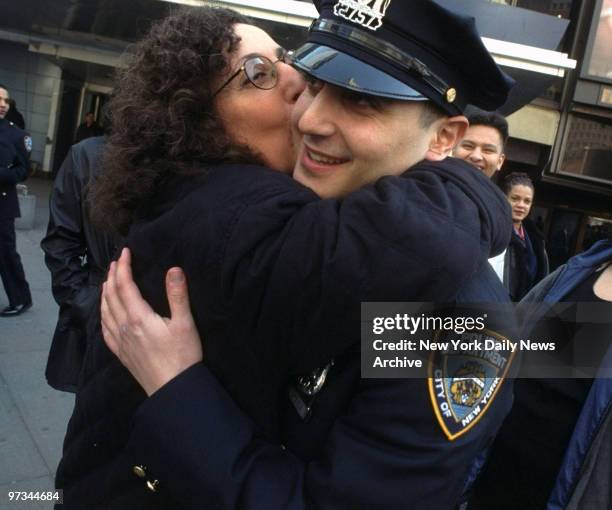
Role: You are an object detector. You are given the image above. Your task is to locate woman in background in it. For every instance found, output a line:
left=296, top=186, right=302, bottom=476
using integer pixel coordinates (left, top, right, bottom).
left=502, top=172, right=548, bottom=300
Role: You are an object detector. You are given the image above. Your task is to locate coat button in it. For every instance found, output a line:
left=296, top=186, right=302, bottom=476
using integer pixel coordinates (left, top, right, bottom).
left=132, top=465, right=147, bottom=478
left=146, top=480, right=160, bottom=492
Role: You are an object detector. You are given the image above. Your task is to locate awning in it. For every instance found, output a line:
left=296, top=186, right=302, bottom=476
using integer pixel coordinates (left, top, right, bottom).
left=161, top=0, right=576, bottom=80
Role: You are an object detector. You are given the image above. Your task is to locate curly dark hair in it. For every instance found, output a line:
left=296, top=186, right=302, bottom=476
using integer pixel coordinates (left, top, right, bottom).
left=91, top=7, right=262, bottom=235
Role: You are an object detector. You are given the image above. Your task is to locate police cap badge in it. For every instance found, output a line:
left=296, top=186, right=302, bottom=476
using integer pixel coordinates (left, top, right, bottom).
left=292, top=0, right=514, bottom=115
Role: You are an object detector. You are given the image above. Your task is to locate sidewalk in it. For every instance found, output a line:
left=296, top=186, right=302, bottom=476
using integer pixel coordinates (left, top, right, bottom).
left=0, top=177, right=74, bottom=509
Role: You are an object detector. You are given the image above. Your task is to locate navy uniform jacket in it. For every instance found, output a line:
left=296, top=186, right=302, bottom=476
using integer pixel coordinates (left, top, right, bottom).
left=57, top=158, right=513, bottom=508
left=121, top=263, right=514, bottom=510
left=0, top=118, right=30, bottom=219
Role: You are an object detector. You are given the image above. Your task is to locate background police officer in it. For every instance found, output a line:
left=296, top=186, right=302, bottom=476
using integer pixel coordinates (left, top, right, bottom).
left=0, top=83, right=32, bottom=316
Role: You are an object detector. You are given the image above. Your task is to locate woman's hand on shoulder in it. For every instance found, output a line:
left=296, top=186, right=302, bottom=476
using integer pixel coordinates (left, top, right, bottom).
left=101, top=248, right=203, bottom=396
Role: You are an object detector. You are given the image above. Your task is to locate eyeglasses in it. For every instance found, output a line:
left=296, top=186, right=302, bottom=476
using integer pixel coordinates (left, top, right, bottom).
left=212, top=49, right=293, bottom=98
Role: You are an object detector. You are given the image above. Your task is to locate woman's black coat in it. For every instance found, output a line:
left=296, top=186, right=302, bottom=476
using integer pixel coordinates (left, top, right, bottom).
left=56, top=158, right=511, bottom=508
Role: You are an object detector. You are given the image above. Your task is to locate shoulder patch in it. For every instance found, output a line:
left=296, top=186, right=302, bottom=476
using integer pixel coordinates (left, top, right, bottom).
left=428, top=329, right=516, bottom=441
left=24, top=136, right=32, bottom=152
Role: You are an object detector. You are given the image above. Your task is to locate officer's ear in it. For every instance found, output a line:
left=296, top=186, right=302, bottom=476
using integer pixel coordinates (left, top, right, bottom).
left=424, top=116, right=468, bottom=162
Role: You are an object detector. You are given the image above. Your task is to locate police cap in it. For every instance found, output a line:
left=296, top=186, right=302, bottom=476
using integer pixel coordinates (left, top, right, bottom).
left=292, top=0, right=514, bottom=115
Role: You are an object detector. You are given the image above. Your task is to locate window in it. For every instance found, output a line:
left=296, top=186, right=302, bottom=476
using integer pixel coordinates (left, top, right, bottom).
left=558, top=114, right=612, bottom=183
left=485, top=0, right=575, bottom=19
left=583, top=0, right=612, bottom=82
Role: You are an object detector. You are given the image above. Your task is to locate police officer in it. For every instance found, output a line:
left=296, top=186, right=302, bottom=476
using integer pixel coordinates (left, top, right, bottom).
left=0, top=84, right=32, bottom=317
left=84, top=1, right=517, bottom=509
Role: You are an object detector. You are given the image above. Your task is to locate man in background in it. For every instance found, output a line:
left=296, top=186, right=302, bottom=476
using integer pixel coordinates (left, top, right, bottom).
left=74, top=112, right=102, bottom=143
left=454, top=110, right=508, bottom=179
left=455, top=111, right=510, bottom=282
left=41, top=136, right=117, bottom=391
